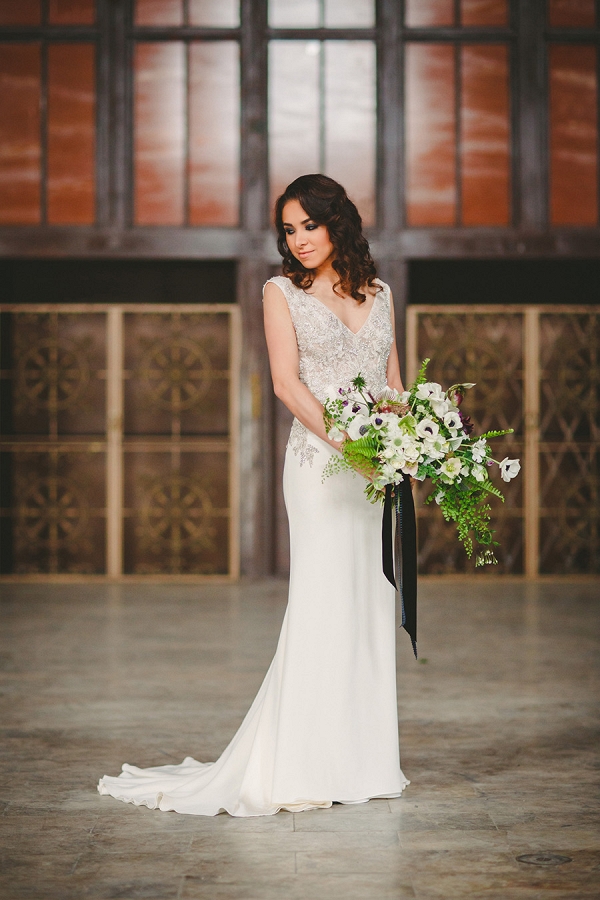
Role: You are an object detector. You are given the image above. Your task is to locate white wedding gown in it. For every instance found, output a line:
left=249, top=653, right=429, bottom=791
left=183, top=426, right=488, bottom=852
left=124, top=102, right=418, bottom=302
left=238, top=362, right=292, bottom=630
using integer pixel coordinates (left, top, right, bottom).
left=98, top=276, right=409, bottom=816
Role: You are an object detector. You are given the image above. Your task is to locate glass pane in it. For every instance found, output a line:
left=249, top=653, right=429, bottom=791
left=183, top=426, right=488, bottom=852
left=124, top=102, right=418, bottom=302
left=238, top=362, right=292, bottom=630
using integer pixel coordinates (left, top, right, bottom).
left=405, top=0, right=454, bottom=27
left=269, top=41, right=320, bottom=211
left=47, top=43, right=96, bottom=224
left=548, top=0, right=595, bottom=27
left=324, top=41, right=376, bottom=225
left=405, top=43, right=456, bottom=225
left=324, top=0, right=374, bottom=27
left=189, top=42, right=239, bottom=225
left=189, top=0, right=239, bottom=26
left=134, top=42, right=186, bottom=225
left=0, top=43, right=41, bottom=224
left=461, top=0, right=508, bottom=26
left=0, top=0, right=40, bottom=23
left=135, top=0, right=183, bottom=26
left=549, top=44, right=598, bottom=225
left=48, top=0, right=96, bottom=24
left=269, top=0, right=320, bottom=28
left=461, top=44, right=510, bottom=225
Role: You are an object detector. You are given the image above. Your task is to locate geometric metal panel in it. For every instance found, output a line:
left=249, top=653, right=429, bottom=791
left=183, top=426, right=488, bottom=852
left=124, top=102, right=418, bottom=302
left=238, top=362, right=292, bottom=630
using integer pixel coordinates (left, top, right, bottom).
left=538, top=312, right=599, bottom=573
left=0, top=304, right=240, bottom=580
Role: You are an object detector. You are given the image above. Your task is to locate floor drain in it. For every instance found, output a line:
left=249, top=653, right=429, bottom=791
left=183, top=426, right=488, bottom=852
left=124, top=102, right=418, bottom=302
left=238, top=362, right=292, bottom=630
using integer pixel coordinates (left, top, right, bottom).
left=516, top=853, right=573, bottom=867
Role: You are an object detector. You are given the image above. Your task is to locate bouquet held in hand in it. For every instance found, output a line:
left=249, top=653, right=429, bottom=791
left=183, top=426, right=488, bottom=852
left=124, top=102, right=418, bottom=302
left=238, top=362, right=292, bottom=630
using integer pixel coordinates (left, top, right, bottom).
left=323, top=359, right=520, bottom=566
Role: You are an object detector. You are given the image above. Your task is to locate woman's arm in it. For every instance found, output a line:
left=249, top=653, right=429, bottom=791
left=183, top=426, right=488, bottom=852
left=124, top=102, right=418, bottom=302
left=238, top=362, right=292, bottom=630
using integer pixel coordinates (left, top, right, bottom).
left=263, top=281, right=343, bottom=448
left=386, top=288, right=405, bottom=393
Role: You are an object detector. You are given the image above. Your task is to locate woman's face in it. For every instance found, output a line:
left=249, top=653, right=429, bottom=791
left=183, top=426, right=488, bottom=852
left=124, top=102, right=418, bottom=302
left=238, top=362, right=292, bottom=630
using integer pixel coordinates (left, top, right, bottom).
left=282, top=199, right=334, bottom=270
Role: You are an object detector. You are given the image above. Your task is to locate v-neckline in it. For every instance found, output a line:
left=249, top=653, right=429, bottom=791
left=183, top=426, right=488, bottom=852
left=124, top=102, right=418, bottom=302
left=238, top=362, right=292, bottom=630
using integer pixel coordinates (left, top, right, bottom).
left=300, top=284, right=379, bottom=337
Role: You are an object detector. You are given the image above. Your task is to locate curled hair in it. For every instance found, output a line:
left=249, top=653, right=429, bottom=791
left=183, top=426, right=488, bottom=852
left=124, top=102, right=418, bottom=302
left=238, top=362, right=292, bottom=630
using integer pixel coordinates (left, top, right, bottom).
left=274, top=174, right=379, bottom=304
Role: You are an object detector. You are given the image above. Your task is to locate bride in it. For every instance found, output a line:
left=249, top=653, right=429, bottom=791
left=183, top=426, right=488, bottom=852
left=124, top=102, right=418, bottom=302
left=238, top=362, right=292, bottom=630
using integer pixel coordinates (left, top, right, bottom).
left=98, top=174, right=410, bottom=817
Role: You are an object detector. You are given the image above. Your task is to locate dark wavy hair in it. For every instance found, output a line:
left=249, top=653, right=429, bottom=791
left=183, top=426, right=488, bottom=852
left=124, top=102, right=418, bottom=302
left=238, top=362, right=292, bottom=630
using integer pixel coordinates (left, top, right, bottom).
left=274, top=174, right=379, bottom=304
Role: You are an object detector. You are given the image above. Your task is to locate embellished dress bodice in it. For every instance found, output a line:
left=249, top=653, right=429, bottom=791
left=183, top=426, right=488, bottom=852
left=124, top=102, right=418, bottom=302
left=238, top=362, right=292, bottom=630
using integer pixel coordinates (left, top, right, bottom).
left=265, top=275, right=394, bottom=465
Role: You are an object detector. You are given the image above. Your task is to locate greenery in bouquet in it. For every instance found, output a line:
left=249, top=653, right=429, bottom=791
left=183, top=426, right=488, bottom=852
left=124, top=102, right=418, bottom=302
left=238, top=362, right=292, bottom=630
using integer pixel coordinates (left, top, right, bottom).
left=322, top=360, right=521, bottom=566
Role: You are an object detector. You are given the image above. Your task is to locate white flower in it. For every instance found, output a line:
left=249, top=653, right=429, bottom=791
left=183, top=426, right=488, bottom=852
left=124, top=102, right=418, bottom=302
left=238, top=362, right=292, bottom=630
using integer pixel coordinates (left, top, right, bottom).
left=431, top=397, right=450, bottom=418
left=416, top=417, right=439, bottom=440
left=328, top=425, right=345, bottom=442
left=472, top=463, right=487, bottom=482
left=422, top=438, right=447, bottom=461
left=402, top=440, right=421, bottom=462
left=434, top=491, right=445, bottom=505
left=440, top=457, right=463, bottom=481
left=346, top=414, right=370, bottom=441
left=415, top=382, right=444, bottom=402
left=471, top=439, right=487, bottom=463
left=375, top=386, right=408, bottom=404
left=443, top=410, right=462, bottom=432
left=369, top=412, right=395, bottom=430
left=401, top=460, right=419, bottom=477
left=499, top=457, right=521, bottom=482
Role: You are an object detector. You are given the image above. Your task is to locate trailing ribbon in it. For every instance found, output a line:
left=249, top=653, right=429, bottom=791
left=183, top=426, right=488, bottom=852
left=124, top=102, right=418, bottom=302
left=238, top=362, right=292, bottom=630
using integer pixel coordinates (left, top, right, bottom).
left=382, top=476, right=418, bottom=659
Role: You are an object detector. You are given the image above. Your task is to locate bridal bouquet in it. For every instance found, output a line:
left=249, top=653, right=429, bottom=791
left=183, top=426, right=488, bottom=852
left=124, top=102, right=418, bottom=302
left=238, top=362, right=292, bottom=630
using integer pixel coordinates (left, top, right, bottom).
left=323, top=359, right=520, bottom=566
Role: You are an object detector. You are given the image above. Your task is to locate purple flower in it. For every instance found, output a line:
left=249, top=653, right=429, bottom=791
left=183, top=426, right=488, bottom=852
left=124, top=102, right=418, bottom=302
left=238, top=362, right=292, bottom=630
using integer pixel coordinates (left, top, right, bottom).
left=459, top=411, right=474, bottom=435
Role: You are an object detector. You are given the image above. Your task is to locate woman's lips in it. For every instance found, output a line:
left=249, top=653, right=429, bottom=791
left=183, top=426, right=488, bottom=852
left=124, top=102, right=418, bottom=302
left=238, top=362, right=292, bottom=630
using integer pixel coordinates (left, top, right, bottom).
left=298, top=250, right=312, bottom=258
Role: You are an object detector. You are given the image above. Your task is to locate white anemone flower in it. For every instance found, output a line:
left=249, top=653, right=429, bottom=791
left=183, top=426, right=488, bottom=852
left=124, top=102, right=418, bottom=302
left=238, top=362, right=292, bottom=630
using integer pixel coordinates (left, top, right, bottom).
left=416, top=417, right=439, bottom=440
left=369, top=412, right=395, bottom=430
left=346, top=414, right=370, bottom=441
left=443, top=410, right=462, bottom=431
left=499, top=457, right=521, bottom=482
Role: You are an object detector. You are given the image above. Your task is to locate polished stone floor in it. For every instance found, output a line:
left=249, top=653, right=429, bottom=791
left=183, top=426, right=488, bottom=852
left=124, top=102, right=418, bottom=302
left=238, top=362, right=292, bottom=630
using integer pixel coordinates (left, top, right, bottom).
left=0, top=578, right=598, bottom=900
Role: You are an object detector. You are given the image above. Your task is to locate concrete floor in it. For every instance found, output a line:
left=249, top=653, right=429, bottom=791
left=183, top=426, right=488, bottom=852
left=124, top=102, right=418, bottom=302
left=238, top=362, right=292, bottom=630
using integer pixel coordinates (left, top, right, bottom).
left=0, top=578, right=598, bottom=900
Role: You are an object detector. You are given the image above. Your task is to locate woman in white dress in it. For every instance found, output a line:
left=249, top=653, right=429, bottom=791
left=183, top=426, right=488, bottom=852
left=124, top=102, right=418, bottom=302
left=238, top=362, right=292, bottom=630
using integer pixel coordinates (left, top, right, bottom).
left=98, top=174, right=410, bottom=817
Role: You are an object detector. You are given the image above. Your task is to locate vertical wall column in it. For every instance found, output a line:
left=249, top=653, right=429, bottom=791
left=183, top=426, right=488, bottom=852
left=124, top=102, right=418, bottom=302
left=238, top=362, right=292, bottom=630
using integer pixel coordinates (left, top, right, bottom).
left=524, top=308, right=540, bottom=577
left=238, top=0, right=272, bottom=575
left=106, top=307, right=123, bottom=577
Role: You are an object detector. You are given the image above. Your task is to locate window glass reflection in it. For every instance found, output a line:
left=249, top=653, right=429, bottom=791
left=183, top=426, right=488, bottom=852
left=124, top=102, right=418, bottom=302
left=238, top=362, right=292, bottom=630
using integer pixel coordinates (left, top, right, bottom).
left=269, top=0, right=373, bottom=28
left=325, top=0, right=374, bottom=27
left=269, top=0, right=320, bottom=28
left=269, top=40, right=376, bottom=225
left=189, top=42, right=240, bottom=225
left=324, top=42, right=376, bottom=224
left=269, top=41, right=320, bottom=208
left=135, top=0, right=183, bottom=26
left=189, top=0, right=239, bottom=27
left=134, top=42, right=186, bottom=225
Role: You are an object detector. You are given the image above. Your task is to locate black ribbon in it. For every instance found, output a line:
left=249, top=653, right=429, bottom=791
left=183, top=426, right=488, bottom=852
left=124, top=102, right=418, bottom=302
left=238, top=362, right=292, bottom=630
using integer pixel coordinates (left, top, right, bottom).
left=382, top=476, right=418, bottom=659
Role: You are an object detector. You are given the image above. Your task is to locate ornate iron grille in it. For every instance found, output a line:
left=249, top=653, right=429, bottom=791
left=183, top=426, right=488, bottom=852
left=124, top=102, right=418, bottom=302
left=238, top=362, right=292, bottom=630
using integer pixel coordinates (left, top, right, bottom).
left=0, top=304, right=240, bottom=579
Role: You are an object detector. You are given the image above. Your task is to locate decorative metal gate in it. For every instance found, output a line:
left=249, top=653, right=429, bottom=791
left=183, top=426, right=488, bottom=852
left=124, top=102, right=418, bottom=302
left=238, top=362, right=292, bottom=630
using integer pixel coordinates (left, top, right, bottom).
left=407, top=305, right=599, bottom=576
left=0, top=304, right=240, bottom=579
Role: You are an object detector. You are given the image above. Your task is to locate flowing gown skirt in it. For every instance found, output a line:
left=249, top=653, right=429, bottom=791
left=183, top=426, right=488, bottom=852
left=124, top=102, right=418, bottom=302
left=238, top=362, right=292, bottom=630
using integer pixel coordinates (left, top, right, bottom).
left=98, top=435, right=409, bottom=817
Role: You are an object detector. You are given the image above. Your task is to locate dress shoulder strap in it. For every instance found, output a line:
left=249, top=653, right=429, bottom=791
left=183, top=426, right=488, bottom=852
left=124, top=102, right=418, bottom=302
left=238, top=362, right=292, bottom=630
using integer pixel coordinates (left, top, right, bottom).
left=262, top=275, right=295, bottom=302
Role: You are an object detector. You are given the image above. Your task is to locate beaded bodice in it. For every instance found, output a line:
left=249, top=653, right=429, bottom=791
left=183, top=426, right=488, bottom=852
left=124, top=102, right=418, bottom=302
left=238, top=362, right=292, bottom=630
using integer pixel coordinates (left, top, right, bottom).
left=265, top=275, right=393, bottom=403
left=264, top=276, right=394, bottom=466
